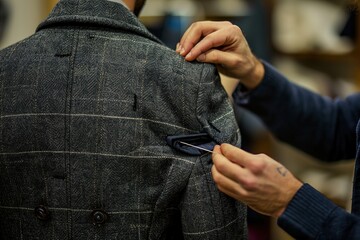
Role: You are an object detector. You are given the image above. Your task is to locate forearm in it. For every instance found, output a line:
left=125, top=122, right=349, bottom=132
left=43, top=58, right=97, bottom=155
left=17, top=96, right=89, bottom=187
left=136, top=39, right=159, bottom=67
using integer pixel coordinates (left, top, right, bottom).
left=233, top=61, right=357, bottom=161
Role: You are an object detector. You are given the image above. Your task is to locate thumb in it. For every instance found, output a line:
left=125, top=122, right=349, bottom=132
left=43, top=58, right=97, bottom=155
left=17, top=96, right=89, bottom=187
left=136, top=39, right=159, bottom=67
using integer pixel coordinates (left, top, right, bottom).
left=220, top=143, right=253, bottom=167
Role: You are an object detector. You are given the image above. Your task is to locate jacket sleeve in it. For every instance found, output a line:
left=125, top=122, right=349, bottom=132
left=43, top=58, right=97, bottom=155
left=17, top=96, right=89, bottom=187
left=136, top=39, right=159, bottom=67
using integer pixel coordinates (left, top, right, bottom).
left=180, top=154, right=247, bottom=239
left=179, top=63, right=247, bottom=239
left=196, top=63, right=241, bottom=146
left=278, top=184, right=360, bottom=239
left=233, top=61, right=360, bottom=162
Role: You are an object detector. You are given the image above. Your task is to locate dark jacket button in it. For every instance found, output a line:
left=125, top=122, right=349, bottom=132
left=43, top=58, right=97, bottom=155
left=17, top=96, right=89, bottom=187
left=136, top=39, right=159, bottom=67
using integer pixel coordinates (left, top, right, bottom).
left=91, top=209, right=109, bottom=225
left=34, top=205, right=51, bottom=221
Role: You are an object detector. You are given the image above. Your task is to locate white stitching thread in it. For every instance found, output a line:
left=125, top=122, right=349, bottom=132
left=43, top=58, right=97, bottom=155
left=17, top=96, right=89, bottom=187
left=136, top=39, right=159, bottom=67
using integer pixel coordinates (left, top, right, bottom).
left=0, top=151, right=195, bottom=165
left=0, top=113, right=193, bottom=132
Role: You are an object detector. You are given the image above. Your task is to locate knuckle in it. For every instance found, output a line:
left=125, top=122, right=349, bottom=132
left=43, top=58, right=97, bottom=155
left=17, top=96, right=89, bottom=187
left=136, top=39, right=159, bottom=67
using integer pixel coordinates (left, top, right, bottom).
left=192, top=21, right=202, bottom=29
left=213, top=176, right=221, bottom=186
left=222, top=21, right=233, bottom=26
left=242, top=178, right=257, bottom=191
left=211, top=167, right=222, bottom=184
left=257, top=153, right=268, bottom=159
left=247, top=158, right=266, bottom=174
left=211, top=51, right=220, bottom=63
left=256, top=153, right=269, bottom=163
left=231, top=25, right=242, bottom=34
left=212, top=174, right=224, bottom=188
left=229, top=57, right=243, bottom=68
left=240, top=190, right=250, bottom=198
left=214, top=160, right=226, bottom=173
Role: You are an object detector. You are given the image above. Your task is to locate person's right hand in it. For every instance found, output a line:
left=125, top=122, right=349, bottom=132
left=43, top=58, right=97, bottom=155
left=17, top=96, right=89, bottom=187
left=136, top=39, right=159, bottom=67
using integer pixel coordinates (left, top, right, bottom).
left=177, top=21, right=264, bottom=90
left=211, top=144, right=303, bottom=217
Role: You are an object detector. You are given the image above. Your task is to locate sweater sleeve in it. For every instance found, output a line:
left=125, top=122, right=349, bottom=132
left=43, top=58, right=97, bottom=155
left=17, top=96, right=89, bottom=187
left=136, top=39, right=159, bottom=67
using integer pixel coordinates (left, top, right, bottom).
left=278, top=183, right=360, bottom=240
left=233, top=61, right=360, bottom=239
left=233, top=61, right=360, bottom=162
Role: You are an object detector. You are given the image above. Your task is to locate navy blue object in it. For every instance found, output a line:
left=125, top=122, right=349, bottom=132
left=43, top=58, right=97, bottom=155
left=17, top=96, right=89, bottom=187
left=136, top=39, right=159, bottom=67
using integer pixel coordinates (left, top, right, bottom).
left=340, top=8, right=357, bottom=41
left=166, top=133, right=216, bottom=156
left=233, top=60, right=360, bottom=239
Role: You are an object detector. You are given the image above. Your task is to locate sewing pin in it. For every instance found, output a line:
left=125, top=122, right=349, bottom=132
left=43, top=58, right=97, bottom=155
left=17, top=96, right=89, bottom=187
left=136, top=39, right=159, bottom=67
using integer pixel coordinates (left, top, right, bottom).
left=178, top=141, right=214, bottom=153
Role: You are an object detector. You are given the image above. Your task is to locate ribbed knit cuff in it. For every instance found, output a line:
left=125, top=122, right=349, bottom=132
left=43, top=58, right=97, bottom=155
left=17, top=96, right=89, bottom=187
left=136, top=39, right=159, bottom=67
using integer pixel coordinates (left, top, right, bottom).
left=278, top=183, right=338, bottom=239
left=232, top=60, right=287, bottom=106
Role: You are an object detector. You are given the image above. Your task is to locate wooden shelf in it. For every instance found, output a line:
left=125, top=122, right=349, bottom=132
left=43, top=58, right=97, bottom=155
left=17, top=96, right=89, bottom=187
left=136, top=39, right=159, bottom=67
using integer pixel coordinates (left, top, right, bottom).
left=273, top=49, right=358, bottom=61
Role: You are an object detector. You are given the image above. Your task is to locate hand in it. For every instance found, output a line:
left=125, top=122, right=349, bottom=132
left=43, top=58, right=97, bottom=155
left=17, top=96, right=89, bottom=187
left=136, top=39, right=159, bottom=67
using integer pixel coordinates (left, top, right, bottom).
left=212, top=144, right=303, bottom=217
left=177, top=21, right=264, bottom=90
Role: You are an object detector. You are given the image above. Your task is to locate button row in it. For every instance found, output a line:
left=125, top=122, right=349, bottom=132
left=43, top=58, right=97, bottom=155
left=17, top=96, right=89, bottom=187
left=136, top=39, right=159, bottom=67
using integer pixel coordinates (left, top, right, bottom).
left=34, top=206, right=109, bottom=225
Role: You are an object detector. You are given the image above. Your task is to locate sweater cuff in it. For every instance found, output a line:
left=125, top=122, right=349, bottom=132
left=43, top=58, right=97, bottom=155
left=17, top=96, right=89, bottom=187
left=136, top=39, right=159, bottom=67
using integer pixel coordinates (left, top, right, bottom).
left=278, top=183, right=338, bottom=239
left=232, top=60, right=287, bottom=106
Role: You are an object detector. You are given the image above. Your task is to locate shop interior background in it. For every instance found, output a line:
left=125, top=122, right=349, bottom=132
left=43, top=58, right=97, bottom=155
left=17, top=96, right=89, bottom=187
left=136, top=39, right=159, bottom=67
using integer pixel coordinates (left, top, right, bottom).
left=0, top=0, right=358, bottom=239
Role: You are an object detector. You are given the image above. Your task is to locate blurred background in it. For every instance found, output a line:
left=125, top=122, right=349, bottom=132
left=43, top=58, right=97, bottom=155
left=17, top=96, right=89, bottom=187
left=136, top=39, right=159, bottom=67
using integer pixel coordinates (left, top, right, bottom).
left=0, top=0, right=358, bottom=239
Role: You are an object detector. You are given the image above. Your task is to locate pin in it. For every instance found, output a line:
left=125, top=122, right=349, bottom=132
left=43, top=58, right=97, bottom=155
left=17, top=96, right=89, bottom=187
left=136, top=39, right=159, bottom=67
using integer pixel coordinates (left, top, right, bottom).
left=178, top=141, right=214, bottom=153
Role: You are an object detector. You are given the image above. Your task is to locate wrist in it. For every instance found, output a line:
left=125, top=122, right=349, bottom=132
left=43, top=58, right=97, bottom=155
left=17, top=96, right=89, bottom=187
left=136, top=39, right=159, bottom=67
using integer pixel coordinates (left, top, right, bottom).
left=275, top=180, right=303, bottom=218
left=240, top=58, right=265, bottom=90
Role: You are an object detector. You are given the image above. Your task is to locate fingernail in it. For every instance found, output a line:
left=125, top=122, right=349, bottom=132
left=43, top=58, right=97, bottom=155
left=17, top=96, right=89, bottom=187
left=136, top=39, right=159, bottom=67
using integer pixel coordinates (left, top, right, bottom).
left=197, top=54, right=205, bottom=62
left=176, top=43, right=180, bottom=52
left=185, top=52, right=192, bottom=59
left=180, top=47, right=185, bottom=56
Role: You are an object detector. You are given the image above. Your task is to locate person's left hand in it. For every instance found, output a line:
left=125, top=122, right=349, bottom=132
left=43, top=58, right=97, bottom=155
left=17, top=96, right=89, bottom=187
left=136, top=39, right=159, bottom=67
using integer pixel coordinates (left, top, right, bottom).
left=212, top=144, right=303, bottom=217
left=176, top=21, right=264, bottom=90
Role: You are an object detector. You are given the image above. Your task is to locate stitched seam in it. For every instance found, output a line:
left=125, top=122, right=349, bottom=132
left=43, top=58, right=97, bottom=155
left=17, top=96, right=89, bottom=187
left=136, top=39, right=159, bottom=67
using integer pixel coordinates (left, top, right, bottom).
left=0, top=205, right=179, bottom=214
left=65, top=25, right=80, bottom=239
left=211, top=110, right=234, bottom=123
left=182, top=217, right=240, bottom=235
left=0, top=113, right=194, bottom=132
left=0, top=151, right=195, bottom=165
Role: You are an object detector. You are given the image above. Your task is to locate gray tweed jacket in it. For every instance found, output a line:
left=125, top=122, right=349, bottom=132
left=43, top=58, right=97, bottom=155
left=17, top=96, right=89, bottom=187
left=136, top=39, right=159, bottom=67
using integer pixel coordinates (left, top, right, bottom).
left=0, top=0, right=247, bottom=239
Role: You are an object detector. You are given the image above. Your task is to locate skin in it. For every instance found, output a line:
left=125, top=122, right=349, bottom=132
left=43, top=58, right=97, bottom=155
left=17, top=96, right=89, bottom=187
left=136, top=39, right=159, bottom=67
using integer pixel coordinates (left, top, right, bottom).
left=212, top=144, right=302, bottom=217
left=176, top=21, right=264, bottom=90
left=122, top=0, right=147, bottom=16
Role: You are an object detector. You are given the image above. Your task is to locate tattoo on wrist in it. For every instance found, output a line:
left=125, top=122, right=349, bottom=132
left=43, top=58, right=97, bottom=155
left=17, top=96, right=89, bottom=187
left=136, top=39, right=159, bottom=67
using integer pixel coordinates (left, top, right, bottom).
left=276, top=166, right=287, bottom=177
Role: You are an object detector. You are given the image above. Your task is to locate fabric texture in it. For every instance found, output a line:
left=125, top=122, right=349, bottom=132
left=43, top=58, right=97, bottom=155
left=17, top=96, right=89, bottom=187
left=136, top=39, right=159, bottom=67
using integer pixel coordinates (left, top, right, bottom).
left=233, top=60, right=360, bottom=239
left=0, top=0, right=246, bottom=239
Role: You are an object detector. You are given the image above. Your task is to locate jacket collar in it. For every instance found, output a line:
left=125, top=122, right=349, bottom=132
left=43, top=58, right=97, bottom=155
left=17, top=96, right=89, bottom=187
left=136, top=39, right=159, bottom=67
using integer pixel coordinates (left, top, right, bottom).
left=36, top=0, right=162, bottom=44
left=107, top=0, right=128, bottom=9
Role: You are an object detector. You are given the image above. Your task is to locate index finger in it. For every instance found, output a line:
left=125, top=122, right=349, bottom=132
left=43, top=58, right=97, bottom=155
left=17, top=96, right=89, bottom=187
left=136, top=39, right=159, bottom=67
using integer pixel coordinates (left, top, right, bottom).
left=178, top=21, right=233, bottom=57
left=220, top=143, right=254, bottom=167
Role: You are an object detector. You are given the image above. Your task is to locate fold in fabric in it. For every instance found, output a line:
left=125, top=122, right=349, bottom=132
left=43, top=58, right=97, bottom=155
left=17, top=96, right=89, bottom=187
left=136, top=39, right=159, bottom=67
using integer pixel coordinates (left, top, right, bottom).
left=166, top=133, right=216, bottom=156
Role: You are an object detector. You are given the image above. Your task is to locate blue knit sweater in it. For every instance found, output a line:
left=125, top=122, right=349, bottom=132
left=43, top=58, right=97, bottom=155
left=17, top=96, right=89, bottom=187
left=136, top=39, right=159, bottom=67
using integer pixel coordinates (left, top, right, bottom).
left=233, top=61, right=360, bottom=239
